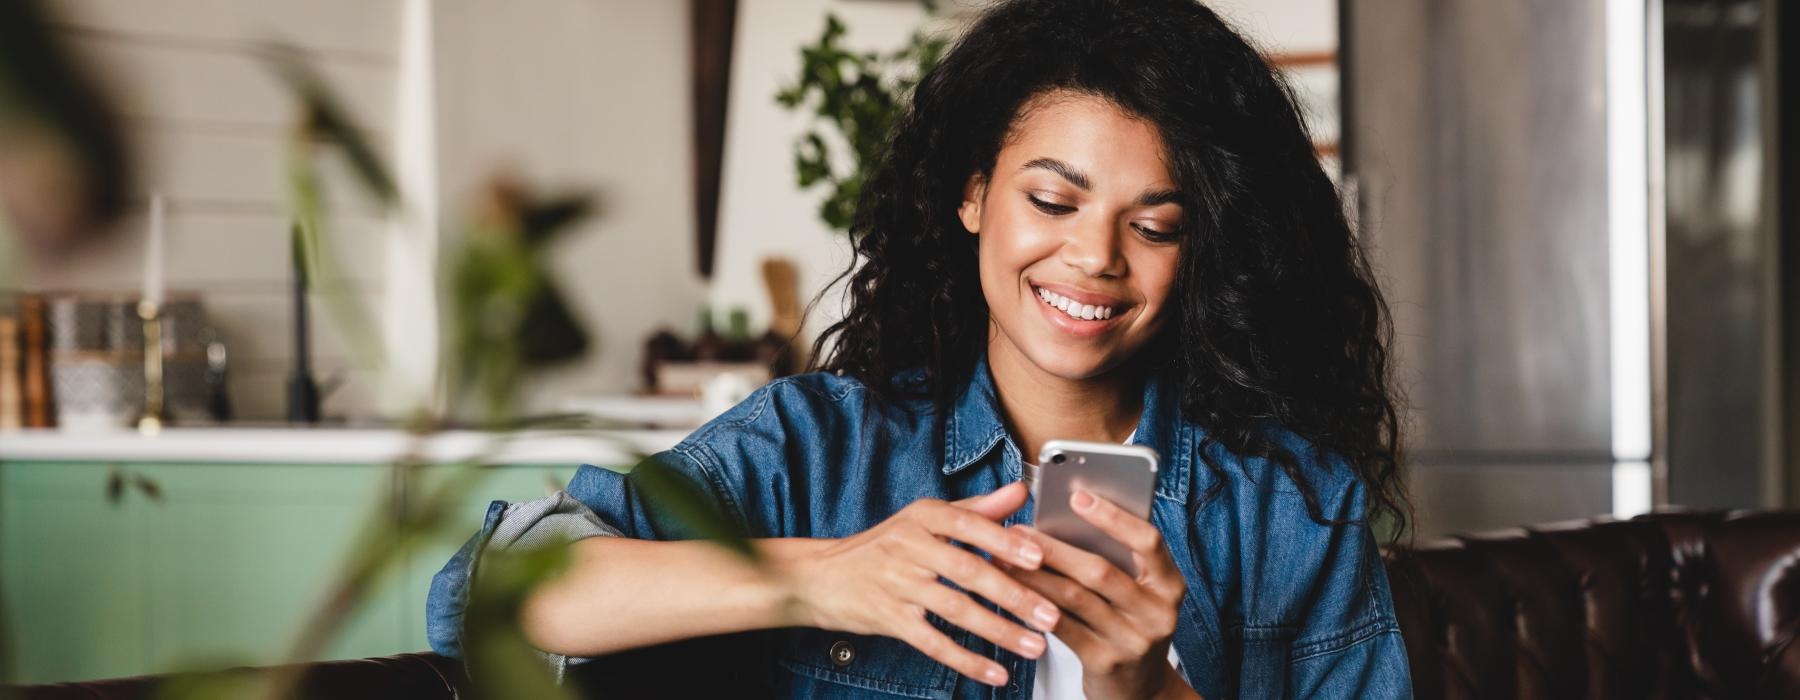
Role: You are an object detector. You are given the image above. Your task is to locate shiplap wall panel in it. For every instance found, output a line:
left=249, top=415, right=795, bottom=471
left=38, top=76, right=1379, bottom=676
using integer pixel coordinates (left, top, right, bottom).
left=22, top=212, right=386, bottom=292
left=133, top=129, right=392, bottom=213
left=54, top=0, right=403, bottom=58
left=13, top=1, right=405, bottom=422
left=69, top=34, right=394, bottom=132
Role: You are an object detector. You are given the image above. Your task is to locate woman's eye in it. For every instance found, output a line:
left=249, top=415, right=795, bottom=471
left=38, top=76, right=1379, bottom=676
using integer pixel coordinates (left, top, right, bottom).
left=1026, top=194, right=1075, bottom=215
left=1133, top=223, right=1179, bottom=243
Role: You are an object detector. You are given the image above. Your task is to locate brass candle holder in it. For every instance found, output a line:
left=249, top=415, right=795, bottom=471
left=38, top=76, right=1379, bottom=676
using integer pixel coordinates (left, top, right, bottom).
left=137, top=299, right=166, bottom=435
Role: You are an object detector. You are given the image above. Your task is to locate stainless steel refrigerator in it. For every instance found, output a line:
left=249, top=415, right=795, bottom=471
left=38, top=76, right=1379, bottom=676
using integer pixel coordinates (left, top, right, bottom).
left=1341, top=0, right=1789, bottom=538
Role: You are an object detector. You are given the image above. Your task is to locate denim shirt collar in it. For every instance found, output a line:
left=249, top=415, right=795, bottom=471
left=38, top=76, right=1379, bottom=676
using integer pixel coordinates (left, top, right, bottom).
left=941, top=356, right=1011, bottom=476
left=941, top=354, right=1192, bottom=502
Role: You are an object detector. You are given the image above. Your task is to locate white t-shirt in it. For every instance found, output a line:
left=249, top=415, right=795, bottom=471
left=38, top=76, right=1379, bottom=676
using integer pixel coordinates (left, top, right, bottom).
left=1031, top=431, right=1182, bottom=698
left=1035, top=634, right=1182, bottom=699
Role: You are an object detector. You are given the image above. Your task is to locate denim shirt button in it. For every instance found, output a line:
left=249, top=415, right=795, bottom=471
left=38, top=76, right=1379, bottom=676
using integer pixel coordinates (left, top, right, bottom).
left=829, top=640, right=856, bottom=667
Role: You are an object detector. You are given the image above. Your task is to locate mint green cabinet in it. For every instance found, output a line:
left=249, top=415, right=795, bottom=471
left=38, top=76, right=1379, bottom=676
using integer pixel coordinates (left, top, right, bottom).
left=0, top=459, right=595, bottom=684
left=135, top=463, right=407, bottom=673
left=0, top=462, right=148, bottom=684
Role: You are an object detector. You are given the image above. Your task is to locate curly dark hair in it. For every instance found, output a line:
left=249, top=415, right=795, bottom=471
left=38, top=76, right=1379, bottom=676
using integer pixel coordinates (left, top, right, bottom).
left=808, top=0, right=1409, bottom=542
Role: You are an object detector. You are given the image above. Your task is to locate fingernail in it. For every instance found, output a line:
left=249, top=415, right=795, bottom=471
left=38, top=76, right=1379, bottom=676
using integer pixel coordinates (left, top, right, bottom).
left=1034, top=602, right=1059, bottom=627
left=985, top=666, right=1007, bottom=685
left=1072, top=489, right=1096, bottom=510
left=1018, top=542, right=1043, bottom=566
left=1019, top=633, right=1045, bottom=656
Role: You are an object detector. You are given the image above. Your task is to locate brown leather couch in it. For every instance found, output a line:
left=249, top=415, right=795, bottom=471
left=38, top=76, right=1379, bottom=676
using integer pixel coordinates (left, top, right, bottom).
left=1388, top=509, right=1800, bottom=699
left=12, top=510, right=1800, bottom=699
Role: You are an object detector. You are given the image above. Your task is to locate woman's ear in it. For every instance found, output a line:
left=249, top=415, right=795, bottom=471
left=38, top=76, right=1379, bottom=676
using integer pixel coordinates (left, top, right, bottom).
left=957, top=173, right=985, bottom=234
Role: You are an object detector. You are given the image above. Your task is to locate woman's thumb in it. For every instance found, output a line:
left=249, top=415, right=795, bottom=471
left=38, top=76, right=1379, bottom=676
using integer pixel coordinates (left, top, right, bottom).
left=953, top=481, right=1028, bottom=520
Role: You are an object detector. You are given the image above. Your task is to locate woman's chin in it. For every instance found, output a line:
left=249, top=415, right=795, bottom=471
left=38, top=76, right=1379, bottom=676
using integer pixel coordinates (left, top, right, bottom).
left=1021, top=347, right=1122, bottom=382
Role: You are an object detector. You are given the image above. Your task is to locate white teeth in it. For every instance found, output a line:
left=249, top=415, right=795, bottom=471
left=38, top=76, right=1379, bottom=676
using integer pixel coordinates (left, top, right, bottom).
left=1036, top=287, right=1118, bottom=322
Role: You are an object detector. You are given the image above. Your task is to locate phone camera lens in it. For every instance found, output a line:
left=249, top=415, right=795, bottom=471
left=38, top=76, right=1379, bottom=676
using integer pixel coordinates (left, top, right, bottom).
left=1050, top=453, right=1066, bottom=464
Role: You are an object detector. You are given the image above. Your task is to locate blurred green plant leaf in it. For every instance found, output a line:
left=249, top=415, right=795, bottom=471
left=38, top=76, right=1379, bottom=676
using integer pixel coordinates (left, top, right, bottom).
left=629, top=455, right=753, bottom=560
left=150, top=669, right=261, bottom=700
left=287, top=222, right=311, bottom=288
left=261, top=44, right=397, bottom=206
left=464, top=544, right=575, bottom=700
left=444, top=183, right=596, bottom=420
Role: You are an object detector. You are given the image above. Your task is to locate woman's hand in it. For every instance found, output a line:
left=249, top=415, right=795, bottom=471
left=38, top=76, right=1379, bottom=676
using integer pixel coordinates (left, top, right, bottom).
left=783, top=481, right=1062, bottom=687
left=1002, top=489, right=1200, bottom=700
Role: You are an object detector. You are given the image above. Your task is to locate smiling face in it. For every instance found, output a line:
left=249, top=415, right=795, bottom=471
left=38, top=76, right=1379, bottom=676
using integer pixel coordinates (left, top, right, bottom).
left=958, top=91, right=1184, bottom=382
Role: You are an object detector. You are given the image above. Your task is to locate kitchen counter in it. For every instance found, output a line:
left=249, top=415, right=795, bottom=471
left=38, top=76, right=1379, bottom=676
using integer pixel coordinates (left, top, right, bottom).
left=0, top=426, right=689, bottom=465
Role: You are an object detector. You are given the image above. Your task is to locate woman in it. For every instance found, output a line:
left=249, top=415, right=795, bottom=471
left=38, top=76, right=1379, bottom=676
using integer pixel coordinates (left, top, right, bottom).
left=428, top=0, right=1412, bottom=697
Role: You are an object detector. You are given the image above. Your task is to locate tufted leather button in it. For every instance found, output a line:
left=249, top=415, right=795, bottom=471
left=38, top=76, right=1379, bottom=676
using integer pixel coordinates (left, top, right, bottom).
left=828, top=640, right=855, bottom=667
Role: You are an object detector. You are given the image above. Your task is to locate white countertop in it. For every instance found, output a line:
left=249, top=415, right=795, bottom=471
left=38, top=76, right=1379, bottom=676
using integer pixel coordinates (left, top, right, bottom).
left=0, top=427, right=690, bottom=465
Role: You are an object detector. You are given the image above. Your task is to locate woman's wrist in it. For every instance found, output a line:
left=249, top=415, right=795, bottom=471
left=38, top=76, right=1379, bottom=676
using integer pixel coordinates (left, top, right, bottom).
left=1151, top=662, right=1201, bottom=700
left=753, top=537, right=840, bottom=628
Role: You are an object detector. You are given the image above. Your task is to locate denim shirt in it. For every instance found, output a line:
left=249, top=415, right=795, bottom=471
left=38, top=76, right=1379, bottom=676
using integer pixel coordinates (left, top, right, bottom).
left=427, top=357, right=1412, bottom=699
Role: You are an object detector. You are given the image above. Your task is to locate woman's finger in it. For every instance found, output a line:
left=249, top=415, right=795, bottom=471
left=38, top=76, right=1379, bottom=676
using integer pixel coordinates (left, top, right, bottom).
left=903, top=532, right=1062, bottom=632
left=951, top=481, right=1030, bottom=521
left=893, top=608, right=1011, bottom=687
left=911, top=499, right=1043, bottom=569
left=1017, top=524, right=1152, bottom=613
left=911, top=581, right=1047, bottom=659
left=1004, top=559, right=1139, bottom=655
left=1068, top=489, right=1178, bottom=586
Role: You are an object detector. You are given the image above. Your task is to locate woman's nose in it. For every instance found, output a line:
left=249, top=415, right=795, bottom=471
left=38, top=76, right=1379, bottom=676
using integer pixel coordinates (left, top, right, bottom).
left=1057, top=219, right=1125, bottom=277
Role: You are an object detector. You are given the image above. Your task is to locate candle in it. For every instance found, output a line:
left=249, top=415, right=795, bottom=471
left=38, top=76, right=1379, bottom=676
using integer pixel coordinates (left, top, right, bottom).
left=144, top=192, right=166, bottom=308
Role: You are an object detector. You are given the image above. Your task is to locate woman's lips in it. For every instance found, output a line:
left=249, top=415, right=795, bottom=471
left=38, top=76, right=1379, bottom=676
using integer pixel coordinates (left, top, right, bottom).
left=1029, top=282, right=1130, bottom=337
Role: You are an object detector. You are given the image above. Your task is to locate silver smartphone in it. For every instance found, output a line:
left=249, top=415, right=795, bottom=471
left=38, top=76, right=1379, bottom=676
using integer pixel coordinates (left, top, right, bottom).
left=1030, top=439, right=1160, bottom=576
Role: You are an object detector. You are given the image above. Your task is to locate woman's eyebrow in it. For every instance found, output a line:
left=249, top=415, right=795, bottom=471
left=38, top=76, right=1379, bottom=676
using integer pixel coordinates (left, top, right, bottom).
left=1019, top=157, right=1182, bottom=206
left=1020, top=157, right=1091, bottom=190
left=1136, top=189, right=1182, bottom=206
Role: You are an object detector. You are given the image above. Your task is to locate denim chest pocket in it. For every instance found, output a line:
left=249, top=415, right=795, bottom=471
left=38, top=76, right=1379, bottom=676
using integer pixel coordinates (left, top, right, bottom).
left=774, top=626, right=959, bottom=699
left=1228, top=623, right=1300, bottom=700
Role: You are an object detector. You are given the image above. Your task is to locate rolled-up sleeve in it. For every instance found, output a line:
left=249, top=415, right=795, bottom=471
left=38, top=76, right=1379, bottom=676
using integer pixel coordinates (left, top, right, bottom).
left=425, top=490, right=628, bottom=657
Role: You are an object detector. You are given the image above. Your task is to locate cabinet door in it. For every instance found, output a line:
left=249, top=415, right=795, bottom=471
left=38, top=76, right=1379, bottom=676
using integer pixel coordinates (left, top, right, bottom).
left=0, top=461, right=149, bottom=683
left=401, top=463, right=583, bottom=652
left=135, top=463, right=408, bottom=671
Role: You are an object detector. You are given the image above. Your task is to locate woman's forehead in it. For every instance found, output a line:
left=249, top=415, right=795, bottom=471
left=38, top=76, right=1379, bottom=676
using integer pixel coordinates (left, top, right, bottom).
left=997, top=92, right=1175, bottom=192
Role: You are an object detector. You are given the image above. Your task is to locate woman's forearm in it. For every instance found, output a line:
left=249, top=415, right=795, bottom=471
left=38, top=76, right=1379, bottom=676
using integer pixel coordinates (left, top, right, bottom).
left=518, top=536, right=828, bottom=657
